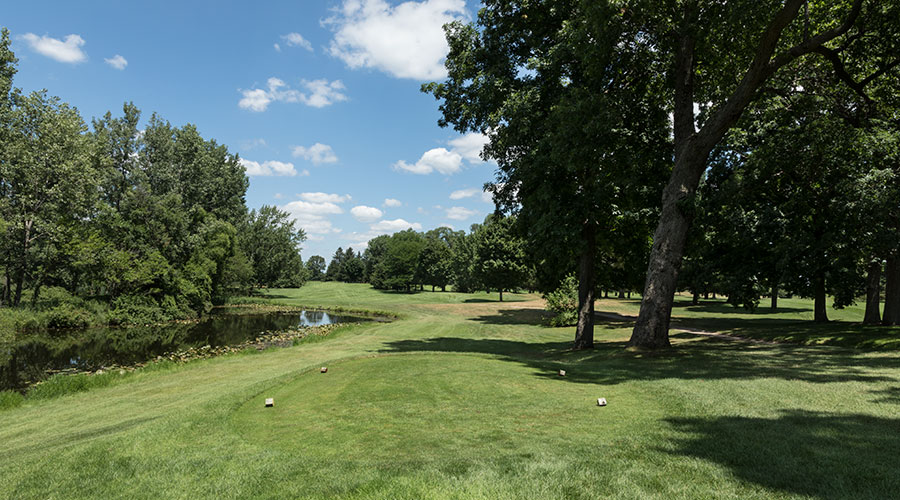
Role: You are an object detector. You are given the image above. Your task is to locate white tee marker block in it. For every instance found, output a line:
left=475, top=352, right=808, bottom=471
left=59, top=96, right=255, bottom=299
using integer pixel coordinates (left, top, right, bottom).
left=558, top=369, right=566, bottom=377
left=320, top=366, right=328, bottom=373
left=265, top=398, right=274, bottom=407
left=597, top=398, right=607, bottom=406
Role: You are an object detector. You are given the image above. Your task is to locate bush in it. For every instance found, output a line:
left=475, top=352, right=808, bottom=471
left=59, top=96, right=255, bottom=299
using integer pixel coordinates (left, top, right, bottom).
left=45, top=304, right=93, bottom=329
left=0, top=390, right=24, bottom=410
left=544, top=274, right=579, bottom=327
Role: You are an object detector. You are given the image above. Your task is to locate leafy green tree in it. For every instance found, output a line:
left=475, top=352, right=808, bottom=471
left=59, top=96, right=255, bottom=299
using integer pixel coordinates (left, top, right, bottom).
left=241, top=206, right=307, bottom=288
left=622, top=0, right=897, bottom=348
left=417, top=228, right=455, bottom=291
left=306, top=255, right=326, bottom=281
left=370, top=230, right=425, bottom=291
left=472, top=215, right=527, bottom=302
left=0, top=90, right=95, bottom=305
left=448, top=225, right=480, bottom=293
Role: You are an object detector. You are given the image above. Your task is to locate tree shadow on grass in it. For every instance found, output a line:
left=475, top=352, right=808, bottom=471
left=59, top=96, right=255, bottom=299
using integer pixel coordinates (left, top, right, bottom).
left=663, top=410, right=900, bottom=499
left=471, top=308, right=553, bottom=325
left=671, top=317, right=900, bottom=350
left=676, top=302, right=809, bottom=315
left=869, top=386, right=900, bottom=404
left=379, top=332, right=899, bottom=386
left=463, top=296, right=530, bottom=303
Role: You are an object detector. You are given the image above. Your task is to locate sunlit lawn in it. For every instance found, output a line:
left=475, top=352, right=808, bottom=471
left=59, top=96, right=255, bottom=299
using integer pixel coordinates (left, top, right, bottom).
left=1, top=282, right=898, bottom=499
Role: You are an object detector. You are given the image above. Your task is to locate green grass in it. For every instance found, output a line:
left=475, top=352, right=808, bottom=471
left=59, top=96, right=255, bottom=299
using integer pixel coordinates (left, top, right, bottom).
left=599, top=293, right=900, bottom=349
left=1, top=282, right=899, bottom=499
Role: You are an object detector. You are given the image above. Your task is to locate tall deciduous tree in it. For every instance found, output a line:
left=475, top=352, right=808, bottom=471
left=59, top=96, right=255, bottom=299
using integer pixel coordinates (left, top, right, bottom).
left=626, top=0, right=891, bottom=348
left=1, top=90, right=95, bottom=305
left=426, top=0, right=669, bottom=348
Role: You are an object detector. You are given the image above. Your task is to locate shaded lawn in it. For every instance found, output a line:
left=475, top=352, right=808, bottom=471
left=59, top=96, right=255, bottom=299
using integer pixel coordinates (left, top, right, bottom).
left=595, top=294, right=900, bottom=350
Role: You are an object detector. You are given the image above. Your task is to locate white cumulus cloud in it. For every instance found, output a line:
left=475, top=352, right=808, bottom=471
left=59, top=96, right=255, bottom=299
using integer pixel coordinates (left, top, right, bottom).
left=282, top=32, right=313, bottom=51
left=324, top=0, right=467, bottom=80
left=21, top=33, right=87, bottom=63
left=104, top=54, right=127, bottom=70
left=371, top=218, right=423, bottom=232
left=281, top=200, right=345, bottom=235
left=393, top=133, right=491, bottom=176
left=298, top=192, right=351, bottom=203
left=351, top=205, right=384, bottom=222
left=383, top=198, right=402, bottom=207
left=239, top=77, right=348, bottom=112
left=394, top=147, right=461, bottom=175
left=448, top=132, right=490, bottom=163
left=240, top=158, right=298, bottom=176
left=449, top=187, right=479, bottom=200
left=446, top=206, right=478, bottom=220
left=292, top=143, right=338, bottom=164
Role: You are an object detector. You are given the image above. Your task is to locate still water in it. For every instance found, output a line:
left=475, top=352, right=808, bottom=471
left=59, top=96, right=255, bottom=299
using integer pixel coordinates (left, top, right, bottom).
left=0, top=309, right=370, bottom=390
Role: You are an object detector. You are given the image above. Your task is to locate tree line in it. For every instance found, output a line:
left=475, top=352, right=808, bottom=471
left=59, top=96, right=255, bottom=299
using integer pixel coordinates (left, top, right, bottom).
left=0, top=29, right=307, bottom=326
left=308, top=215, right=538, bottom=301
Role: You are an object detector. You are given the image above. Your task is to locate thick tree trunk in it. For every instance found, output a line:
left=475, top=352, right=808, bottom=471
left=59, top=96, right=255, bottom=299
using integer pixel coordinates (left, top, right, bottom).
left=499, top=289, right=503, bottom=302
left=431, top=285, right=435, bottom=292
left=617, top=289, right=625, bottom=299
left=603, top=290, right=608, bottom=298
left=814, top=271, right=828, bottom=323
left=770, top=283, right=778, bottom=310
left=574, top=227, right=596, bottom=350
left=864, top=260, right=882, bottom=325
left=628, top=0, right=862, bottom=348
left=882, top=256, right=900, bottom=325
left=692, top=290, right=699, bottom=305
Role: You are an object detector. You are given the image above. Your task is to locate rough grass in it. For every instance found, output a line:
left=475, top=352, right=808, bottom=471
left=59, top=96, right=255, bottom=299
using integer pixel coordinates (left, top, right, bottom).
left=1, top=283, right=898, bottom=499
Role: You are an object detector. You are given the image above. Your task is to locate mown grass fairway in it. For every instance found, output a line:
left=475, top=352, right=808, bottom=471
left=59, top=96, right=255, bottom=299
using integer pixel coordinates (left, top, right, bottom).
left=1, top=282, right=899, bottom=499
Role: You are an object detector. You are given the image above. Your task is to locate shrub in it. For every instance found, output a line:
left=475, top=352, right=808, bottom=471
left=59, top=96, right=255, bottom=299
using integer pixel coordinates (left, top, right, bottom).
left=45, top=304, right=93, bottom=329
left=544, top=274, right=579, bottom=327
left=0, top=390, right=24, bottom=410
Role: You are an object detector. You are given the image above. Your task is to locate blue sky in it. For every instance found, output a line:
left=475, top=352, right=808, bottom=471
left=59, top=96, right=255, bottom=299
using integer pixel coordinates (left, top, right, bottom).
left=4, top=0, right=495, bottom=261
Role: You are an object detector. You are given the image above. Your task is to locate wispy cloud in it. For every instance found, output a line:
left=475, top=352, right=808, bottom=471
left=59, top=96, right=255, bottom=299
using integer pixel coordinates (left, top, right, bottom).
left=281, top=32, right=313, bottom=51
left=104, top=54, right=127, bottom=70
left=293, top=143, right=338, bottom=164
left=239, top=77, right=348, bottom=112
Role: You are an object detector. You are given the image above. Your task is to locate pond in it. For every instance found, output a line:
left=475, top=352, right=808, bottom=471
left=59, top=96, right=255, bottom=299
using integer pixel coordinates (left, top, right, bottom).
left=0, top=309, right=373, bottom=391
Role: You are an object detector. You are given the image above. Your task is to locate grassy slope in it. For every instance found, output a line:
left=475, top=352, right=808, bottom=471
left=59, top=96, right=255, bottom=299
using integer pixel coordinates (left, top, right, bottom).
left=1, top=282, right=898, bottom=499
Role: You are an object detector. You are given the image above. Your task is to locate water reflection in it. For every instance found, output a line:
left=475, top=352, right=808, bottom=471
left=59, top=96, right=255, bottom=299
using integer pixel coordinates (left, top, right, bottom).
left=0, top=309, right=369, bottom=390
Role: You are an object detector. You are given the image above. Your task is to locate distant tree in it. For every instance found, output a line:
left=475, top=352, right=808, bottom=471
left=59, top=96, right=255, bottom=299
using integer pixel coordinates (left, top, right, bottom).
left=363, top=235, right=391, bottom=286
left=417, top=228, right=455, bottom=291
left=325, top=247, right=345, bottom=282
left=342, top=248, right=365, bottom=283
left=449, top=225, right=480, bottom=293
left=370, top=230, right=425, bottom=291
left=473, top=215, right=527, bottom=301
left=241, top=205, right=307, bottom=288
left=306, top=255, right=326, bottom=281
